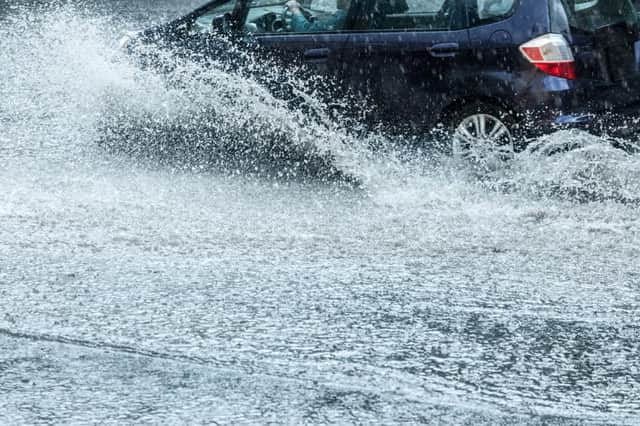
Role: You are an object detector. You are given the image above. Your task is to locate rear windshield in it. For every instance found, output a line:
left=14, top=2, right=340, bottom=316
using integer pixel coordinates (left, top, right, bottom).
left=557, top=0, right=638, bottom=33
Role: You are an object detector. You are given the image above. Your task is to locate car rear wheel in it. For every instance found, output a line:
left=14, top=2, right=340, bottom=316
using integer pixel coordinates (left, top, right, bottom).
left=449, top=104, right=516, bottom=170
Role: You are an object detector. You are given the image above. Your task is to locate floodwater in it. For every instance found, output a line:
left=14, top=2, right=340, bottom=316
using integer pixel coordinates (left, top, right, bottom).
left=1, top=1, right=639, bottom=424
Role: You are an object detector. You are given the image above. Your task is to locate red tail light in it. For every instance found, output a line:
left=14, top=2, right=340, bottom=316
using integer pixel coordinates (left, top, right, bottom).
left=519, top=34, right=577, bottom=80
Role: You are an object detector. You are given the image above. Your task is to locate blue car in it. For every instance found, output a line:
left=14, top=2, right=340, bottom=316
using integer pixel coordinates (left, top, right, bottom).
left=122, top=0, right=640, bottom=162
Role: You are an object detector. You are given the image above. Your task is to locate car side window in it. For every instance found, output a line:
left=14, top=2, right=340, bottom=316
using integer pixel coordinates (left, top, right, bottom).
left=467, top=0, right=517, bottom=26
left=244, top=0, right=350, bottom=34
left=192, top=0, right=238, bottom=33
left=366, top=0, right=465, bottom=31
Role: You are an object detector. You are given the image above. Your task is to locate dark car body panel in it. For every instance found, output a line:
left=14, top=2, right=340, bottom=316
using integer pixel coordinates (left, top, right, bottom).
left=126, top=0, right=640, bottom=138
left=253, top=33, right=350, bottom=77
left=342, top=29, right=474, bottom=128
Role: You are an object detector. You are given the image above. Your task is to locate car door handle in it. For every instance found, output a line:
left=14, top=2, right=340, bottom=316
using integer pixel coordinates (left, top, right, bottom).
left=429, top=43, right=460, bottom=58
left=303, top=48, right=331, bottom=63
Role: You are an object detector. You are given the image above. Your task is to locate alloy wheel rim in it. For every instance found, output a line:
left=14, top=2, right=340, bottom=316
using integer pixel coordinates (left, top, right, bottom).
left=453, top=113, right=515, bottom=170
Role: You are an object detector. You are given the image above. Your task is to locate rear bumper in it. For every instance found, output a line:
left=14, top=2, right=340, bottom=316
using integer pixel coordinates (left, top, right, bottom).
left=547, top=110, right=640, bottom=138
left=514, top=75, right=640, bottom=138
left=522, top=111, right=640, bottom=141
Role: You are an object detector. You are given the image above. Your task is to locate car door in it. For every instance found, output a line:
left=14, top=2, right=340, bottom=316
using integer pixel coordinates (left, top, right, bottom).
left=241, top=0, right=356, bottom=92
left=341, top=0, right=472, bottom=130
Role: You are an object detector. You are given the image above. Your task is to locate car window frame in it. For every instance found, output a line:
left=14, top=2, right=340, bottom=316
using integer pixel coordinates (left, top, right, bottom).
left=466, top=0, right=519, bottom=28
left=351, top=0, right=469, bottom=33
left=558, top=0, right=638, bottom=33
left=184, top=0, right=249, bottom=34
left=239, top=0, right=365, bottom=35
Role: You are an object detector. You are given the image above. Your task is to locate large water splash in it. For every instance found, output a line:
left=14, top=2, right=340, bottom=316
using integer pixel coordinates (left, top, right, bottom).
left=2, top=3, right=640, bottom=205
left=496, top=131, right=640, bottom=204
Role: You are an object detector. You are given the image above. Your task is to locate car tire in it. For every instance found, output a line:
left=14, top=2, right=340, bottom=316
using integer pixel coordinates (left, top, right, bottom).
left=446, top=102, right=518, bottom=170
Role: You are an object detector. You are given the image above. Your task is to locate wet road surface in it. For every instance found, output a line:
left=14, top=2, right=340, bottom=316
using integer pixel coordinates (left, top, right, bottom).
left=1, top=1, right=639, bottom=424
